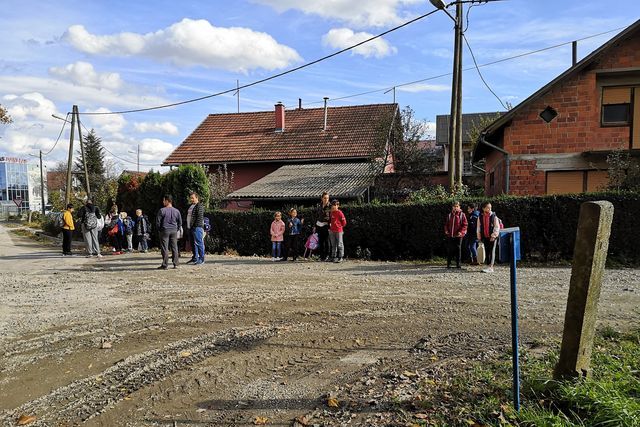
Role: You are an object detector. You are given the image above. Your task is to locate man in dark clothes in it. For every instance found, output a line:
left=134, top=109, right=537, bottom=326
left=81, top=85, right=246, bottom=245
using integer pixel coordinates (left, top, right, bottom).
left=156, top=194, right=182, bottom=270
left=186, top=192, right=206, bottom=265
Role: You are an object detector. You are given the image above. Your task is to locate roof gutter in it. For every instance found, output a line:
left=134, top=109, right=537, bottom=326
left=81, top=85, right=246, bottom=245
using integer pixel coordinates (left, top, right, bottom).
left=478, top=132, right=510, bottom=194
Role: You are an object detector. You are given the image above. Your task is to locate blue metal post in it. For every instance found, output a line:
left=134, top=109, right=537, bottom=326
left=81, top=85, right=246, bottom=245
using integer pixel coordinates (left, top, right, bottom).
left=510, top=233, right=521, bottom=411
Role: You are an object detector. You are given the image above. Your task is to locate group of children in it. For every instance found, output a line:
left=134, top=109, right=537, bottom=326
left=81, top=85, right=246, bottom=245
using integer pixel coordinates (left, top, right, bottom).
left=444, top=201, right=501, bottom=273
left=270, top=196, right=347, bottom=263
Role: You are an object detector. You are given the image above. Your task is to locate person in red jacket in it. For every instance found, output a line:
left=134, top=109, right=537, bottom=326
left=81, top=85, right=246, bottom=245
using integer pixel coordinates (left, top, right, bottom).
left=329, top=199, right=347, bottom=263
left=444, top=200, right=468, bottom=268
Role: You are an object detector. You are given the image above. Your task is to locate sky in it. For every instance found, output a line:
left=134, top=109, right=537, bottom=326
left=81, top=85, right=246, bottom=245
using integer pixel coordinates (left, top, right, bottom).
left=0, top=0, right=638, bottom=173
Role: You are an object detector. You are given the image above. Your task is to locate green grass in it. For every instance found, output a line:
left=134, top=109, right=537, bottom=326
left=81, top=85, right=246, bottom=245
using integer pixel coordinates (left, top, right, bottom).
left=404, top=329, right=640, bottom=426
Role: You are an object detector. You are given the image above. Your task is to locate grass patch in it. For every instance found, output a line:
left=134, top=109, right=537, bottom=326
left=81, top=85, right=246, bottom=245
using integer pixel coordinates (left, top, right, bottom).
left=405, top=329, right=640, bottom=426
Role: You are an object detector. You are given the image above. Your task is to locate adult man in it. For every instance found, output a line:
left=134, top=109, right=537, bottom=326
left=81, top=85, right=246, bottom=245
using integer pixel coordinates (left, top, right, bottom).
left=77, top=199, right=102, bottom=258
left=61, top=203, right=75, bottom=256
left=156, top=194, right=182, bottom=270
left=134, top=209, right=150, bottom=252
left=186, top=192, right=206, bottom=265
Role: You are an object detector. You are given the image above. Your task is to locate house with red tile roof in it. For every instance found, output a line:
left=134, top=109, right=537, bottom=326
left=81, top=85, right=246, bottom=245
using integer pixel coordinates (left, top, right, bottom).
left=473, top=19, right=640, bottom=196
left=163, top=102, right=399, bottom=208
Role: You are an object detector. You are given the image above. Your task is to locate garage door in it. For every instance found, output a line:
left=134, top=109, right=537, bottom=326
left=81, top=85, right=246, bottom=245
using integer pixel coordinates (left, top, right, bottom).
left=546, top=171, right=584, bottom=194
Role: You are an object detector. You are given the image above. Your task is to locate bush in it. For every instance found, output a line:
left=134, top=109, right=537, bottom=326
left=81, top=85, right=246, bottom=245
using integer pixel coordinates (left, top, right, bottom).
left=204, top=191, right=640, bottom=265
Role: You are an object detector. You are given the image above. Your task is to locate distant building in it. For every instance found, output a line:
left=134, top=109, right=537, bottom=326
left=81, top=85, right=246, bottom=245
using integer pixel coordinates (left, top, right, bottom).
left=0, top=156, right=46, bottom=214
left=163, top=103, right=399, bottom=208
left=473, top=19, right=640, bottom=196
left=436, top=112, right=502, bottom=176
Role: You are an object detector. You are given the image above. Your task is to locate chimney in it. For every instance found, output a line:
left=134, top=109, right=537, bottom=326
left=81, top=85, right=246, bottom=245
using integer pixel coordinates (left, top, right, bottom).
left=298, top=98, right=302, bottom=109
left=323, top=97, right=329, bottom=131
left=572, top=40, right=577, bottom=66
left=275, top=102, right=285, bottom=132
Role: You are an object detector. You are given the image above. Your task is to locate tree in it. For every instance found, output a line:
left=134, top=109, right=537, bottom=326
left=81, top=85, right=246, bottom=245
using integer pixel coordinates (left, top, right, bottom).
left=75, top=129, right=106, bottom=192
left=0, top=104, right=12, bottom=124
left=164, top=164, right=210, bottom=212
left=392, top=106, right=439, bottom=174
left=208, top=165, right=234, bottom=209
left=607, top=150, right=640, bottom=191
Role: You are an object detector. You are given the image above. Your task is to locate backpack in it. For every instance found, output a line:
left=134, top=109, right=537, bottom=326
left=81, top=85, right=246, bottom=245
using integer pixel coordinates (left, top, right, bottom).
left=55, top=212, right=65, bottom=229
left=305, top=233, right=319, bottom=250
left=124, top=218, right=133, bottom=235
left=84, top=209, right=98, bottom=230
left=203, top=216, right=211, bottom=232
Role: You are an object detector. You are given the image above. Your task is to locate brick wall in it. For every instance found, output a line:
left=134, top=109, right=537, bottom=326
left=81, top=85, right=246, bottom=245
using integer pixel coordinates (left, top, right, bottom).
left=492, top=31, right=640, bottom=195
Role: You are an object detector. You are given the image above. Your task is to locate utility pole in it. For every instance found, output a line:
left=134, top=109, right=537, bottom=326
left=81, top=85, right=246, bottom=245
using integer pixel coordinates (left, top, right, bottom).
left=75, top=105, right=91, bottom=199
left=39, top=150, right=45, bottom=215
left=137, top=144, right=140, bottom=173
left=445, top=2, right=462, bottom=192
left=454, top=2, right=464, bottom=190
left=65, top=106, right=76, bottom=206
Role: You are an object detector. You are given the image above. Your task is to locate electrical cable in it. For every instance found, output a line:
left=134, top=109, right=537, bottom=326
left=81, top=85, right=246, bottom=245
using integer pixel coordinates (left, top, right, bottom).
left=78, top=9, right=440, bottom=116
left=42, top=113, right=70, bottom=157
left=463, top=34, right=509, bottom=110
left=78, top=121, right=161, bottom=167
left=297, top=25, right=628, bottom=107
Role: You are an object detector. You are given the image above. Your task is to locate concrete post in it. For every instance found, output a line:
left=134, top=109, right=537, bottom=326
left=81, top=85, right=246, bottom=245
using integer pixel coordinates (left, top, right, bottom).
left=554, top=201, right=614, bottom=379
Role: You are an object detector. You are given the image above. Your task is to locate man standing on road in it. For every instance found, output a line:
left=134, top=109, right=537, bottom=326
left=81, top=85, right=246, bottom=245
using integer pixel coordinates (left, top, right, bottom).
left=61, top=203, right=75, bottom=256
left=186, top=192, right=206, bottom=265
left=156, top=194, right=182, bottom=270
left=77, top=199, right=102, bottom=258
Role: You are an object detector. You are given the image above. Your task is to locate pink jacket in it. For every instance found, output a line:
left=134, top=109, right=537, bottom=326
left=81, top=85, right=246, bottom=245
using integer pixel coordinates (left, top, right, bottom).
left=270, top=219, right=285, bottom=242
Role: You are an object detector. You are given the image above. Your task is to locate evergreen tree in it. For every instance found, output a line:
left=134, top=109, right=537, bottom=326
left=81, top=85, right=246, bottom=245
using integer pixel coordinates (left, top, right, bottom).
left=75, top=129, right=106, bottom=195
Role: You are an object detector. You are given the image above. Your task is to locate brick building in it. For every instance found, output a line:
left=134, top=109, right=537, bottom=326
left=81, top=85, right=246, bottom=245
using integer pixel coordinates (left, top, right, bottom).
left=473, top=19, right=640, bottom=196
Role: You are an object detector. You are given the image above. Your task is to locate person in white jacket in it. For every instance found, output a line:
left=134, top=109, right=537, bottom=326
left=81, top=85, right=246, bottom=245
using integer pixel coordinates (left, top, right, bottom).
left=476, top=201, right=501, bottom=273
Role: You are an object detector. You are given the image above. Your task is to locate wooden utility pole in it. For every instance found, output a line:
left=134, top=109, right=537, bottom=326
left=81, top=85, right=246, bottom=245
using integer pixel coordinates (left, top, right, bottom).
left=75, top=105, right=91, bottom=199
left=447, top=2, right=463, bottom=192
left=65, top=107, right=76, bottom=206
left=39, top=150, right=45, bottom=215
left=454, top=2, right=464, bottom=190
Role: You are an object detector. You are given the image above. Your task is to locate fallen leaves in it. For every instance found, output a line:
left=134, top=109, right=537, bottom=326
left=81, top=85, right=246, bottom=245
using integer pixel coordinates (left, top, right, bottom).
left=179, top=351, right=192, bottom=358
left=16, top=414, right=36, bottom=425
left=253, top=415, right=269, bottom=425
left=327, top=397, right=339, bottom=408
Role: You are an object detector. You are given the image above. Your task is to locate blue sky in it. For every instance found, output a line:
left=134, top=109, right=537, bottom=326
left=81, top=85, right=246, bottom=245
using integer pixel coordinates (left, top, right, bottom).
left=0, top=0, right=638, bottom=172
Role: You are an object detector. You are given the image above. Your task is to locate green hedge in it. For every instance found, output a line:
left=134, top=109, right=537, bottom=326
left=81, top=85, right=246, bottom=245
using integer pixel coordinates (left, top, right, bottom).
left=204, top=192, right=640, bottom=265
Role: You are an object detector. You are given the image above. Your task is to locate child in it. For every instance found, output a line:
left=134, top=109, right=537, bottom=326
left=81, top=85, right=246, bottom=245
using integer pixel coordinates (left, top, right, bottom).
left=444, top=201, right=468, bottom=268
left=466, top=203, right=480, bottom=265
left=329, top=199, right=347, bottom=263
left=285, top=208, right=304, bottom=261
left=476, top=201, right=501, bottom=273
left=270, top=211, right=285, bottom=261
left=121, top=212, right=134, bottom=252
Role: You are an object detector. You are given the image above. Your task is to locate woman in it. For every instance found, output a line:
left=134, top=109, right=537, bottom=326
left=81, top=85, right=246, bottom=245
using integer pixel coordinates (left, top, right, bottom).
left=313, top=192, right=332, bottom=261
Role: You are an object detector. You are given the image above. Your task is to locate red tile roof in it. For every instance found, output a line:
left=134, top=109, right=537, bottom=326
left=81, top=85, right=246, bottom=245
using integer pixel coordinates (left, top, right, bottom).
left=163, top=103, right=397, bottom=165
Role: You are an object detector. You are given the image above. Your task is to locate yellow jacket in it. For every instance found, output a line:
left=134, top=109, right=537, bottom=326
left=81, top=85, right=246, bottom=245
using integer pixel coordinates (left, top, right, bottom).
left=63, top=210, right=75, bottom=230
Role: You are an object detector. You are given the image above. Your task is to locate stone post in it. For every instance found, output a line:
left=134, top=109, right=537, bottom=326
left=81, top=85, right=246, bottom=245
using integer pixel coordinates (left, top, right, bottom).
left=554, top=201, right=614, bottom=379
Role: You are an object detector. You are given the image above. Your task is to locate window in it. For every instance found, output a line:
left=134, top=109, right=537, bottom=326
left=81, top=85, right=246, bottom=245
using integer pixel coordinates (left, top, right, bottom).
left=601, top=86, right=631, bottom=126
left=463, top=151, right=473, bottom=175
left=546, top=170, right=610, bottom=194
left=539, top=106, right=558, bottom=123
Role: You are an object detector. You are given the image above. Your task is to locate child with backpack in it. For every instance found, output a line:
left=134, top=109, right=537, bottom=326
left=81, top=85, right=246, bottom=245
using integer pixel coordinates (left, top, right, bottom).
left=283, top=208, right=304, bottom=261
left=444, top=201, right=468, bottom=269
left=270, top=211, right=285, bottom=261
left=476, top=201, right=501, bottom=273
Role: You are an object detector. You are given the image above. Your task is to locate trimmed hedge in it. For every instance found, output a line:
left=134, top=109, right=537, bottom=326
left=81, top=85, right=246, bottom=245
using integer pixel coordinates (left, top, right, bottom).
left=205, top=192, right=640, bottom=265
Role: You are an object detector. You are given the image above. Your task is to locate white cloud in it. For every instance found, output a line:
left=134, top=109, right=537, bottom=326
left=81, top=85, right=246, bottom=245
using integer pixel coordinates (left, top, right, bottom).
left=63, top=19, right=302, bottom=72
left=133, top=121, right=179, bottom=135
left=253, top=0, right=422, bottom=28
left=0, top=75, right=170, bottom=111
left=322, top=28, right=397, bottom=58
left=398, top=83, right=449, bottom=93
left=49, top=61, right=123, bottom=90
left=3, top=92, right=58, bottom=121
left=83, top=108, right=126, bottom=133
left=139, top=138, right=175, bottom=161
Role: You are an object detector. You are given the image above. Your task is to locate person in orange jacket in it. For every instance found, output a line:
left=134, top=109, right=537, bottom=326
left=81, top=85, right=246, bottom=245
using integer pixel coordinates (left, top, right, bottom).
left=62, top=203, right=75, bottom=256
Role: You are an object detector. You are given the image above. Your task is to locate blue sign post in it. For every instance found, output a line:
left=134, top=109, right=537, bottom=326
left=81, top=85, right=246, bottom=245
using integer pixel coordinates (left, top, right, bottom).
left=499, top=227, right=521, bottom=411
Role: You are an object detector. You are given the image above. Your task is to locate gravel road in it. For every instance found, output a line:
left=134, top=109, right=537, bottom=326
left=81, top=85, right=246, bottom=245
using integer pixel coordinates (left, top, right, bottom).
left=0, top=224, right=638, bottom=426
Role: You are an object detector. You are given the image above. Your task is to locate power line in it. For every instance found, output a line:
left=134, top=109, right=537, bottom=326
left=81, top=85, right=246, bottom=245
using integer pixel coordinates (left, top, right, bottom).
left=77, top=120, right=161, bottom=167
left=299, top=25, right=628, bottom=107
left=463, top=34, right=508, bottom=110
left=78, top=9, right=440, bottom=116
left=42, top=113, right=70, bottom=157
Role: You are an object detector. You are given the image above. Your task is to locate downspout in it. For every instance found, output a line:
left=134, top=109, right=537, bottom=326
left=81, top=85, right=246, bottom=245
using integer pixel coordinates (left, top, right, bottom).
left=479, top=132, right=510, bottom=194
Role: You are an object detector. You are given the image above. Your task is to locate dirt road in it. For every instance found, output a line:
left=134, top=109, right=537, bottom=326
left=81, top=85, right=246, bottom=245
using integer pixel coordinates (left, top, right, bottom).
left=0, top=224, right=638, bottom=426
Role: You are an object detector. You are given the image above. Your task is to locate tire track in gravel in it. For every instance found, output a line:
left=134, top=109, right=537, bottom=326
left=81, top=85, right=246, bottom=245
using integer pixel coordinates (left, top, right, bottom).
left=0, top=325, right=284, bottom=427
